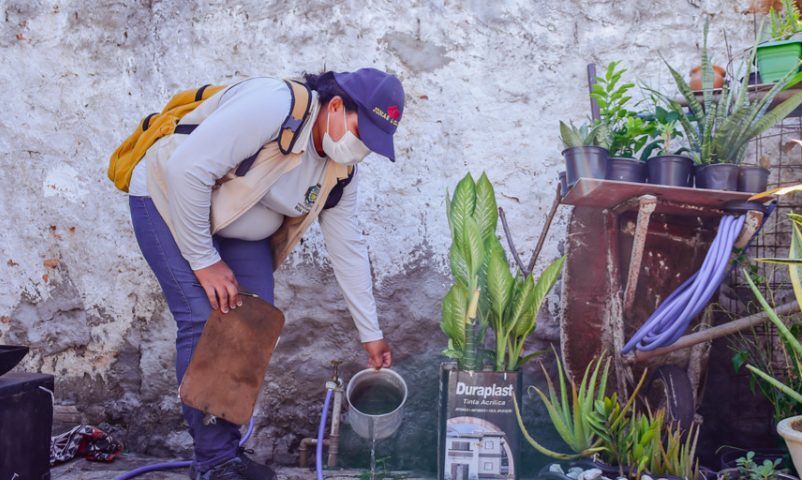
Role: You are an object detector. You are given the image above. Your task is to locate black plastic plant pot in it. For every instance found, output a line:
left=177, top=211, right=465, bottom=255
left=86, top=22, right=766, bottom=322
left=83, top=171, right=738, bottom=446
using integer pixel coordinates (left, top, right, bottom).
left=646, top=155, right=694, bottom=187
left=562, top=146, right=609, bottom=187
left=695, top=163, right=740, bottom=191
left=606, top=157, right=646, bottom=183
left=719, top=447, right=788, bottom=471
left=738, top=166, right=771, bottom=194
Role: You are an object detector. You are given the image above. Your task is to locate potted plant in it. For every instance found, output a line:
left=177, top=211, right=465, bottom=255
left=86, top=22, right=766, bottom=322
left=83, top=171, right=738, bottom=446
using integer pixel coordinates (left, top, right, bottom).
left=513, top=351, right=707, bottom=479
left=659, top=19, right=802, bottom=191
left=560, top=120, right=609, bottom=188
left=641, top=104, right=694, bottom=186
left=716, top=451, right=796, bottom=480
left=590, top=61, right=653, bottom=183
left=739, top=155, right=772, bottom=193
left=757, top=0, right=802, bottom=84
left=438, top=172, right=565, bottom=480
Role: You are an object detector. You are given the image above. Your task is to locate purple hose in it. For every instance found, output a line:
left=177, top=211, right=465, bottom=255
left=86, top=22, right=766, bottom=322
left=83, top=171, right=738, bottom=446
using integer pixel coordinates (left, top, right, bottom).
left=317, top=389, right=333, bottom=480
left=114, top=416, right=256, bottom=480
left=623, top=214, right=746, bottom=353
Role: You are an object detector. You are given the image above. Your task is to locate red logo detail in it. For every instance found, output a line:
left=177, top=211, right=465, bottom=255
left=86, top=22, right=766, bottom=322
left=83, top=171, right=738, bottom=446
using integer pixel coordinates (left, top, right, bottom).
left=387, top=105, right=400, bottom=120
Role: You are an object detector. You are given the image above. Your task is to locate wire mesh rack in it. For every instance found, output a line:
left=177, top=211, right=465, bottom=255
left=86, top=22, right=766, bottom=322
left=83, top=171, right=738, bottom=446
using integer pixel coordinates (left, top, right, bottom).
left=722, top=117, right=802, bottom=399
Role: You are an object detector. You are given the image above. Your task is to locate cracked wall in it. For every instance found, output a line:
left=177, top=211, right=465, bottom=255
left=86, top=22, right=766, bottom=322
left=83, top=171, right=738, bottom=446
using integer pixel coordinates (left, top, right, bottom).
left=0, top=0, right=761, bottom=473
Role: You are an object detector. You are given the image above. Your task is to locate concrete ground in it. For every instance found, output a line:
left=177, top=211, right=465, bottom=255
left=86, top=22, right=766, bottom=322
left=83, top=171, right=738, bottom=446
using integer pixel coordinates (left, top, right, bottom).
left=50, top=453, right=433, bottom=480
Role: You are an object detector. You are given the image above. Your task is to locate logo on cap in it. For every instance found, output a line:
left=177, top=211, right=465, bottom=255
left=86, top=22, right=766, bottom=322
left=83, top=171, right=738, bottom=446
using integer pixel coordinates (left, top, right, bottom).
left=372, top=106, right=400, bottom=126
left=387, top=105, right=401, bottom=120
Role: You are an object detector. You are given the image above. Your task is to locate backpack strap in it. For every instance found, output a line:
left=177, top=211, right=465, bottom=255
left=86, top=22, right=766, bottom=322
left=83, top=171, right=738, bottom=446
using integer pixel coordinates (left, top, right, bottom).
left=278, top=80, right=313, bottom=155
left=323, top=165, right=357, bottom=210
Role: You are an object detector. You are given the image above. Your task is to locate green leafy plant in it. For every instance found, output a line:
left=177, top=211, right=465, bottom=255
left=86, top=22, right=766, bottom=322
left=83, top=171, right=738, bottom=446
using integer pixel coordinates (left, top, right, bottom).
left=442, top=173, right=497, bottom=371
left=656, top=19, right=802, bottom=165
left=560, top=120, right=606, bottom=148
left=488, top=253, right=565, bottom=371
left=442, top=173, right=565, bottom=372
left=770, top=0, right=802, bottom=41
left=640, top=105, right=688, bottom=160
left=591, top=62, right=654, bottom=158
left=736, top=451, right=782, bottom=480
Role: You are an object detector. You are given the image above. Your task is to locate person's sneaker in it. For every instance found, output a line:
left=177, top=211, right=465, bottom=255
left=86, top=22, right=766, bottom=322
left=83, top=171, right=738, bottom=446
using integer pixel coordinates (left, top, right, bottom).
left=189, top=449, right=277, bottom=480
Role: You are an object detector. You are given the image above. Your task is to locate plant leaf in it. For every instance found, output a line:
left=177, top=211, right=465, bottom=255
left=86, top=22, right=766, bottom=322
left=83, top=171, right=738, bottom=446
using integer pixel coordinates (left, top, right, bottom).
left=473, top=172, right=499, bottom=244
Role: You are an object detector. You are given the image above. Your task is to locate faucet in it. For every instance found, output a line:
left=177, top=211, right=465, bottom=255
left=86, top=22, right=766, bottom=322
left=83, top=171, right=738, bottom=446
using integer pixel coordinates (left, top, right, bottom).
left=298, top=361, right=344, bottom=469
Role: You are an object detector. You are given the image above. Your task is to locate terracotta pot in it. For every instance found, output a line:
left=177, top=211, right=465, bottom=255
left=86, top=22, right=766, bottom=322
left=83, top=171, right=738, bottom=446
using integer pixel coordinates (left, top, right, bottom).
left=689, top=64, right=726, bottom=90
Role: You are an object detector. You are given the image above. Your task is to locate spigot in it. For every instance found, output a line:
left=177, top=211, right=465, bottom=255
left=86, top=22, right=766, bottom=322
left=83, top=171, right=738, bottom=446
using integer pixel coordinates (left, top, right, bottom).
left=327, top=360, right=343, bottom=390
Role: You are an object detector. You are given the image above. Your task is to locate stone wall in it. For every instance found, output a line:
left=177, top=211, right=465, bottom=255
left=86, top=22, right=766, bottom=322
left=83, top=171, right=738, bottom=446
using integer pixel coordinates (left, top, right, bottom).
left=0, top=0, right=762, bottom=474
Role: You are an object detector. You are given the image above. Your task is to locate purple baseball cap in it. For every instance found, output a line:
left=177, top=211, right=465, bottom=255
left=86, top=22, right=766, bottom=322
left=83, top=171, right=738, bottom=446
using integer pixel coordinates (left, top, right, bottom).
left=334, top=68, right=404, bottom=162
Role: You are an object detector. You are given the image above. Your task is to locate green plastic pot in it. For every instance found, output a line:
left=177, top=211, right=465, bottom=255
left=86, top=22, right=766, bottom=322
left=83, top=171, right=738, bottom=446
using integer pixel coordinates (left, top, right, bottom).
left=756, top=39, right=802, bottom=84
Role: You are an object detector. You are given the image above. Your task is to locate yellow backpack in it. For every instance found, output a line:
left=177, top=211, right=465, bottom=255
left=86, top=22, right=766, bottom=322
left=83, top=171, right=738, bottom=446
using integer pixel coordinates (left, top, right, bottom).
left=108, top=80, right=312, bottom=192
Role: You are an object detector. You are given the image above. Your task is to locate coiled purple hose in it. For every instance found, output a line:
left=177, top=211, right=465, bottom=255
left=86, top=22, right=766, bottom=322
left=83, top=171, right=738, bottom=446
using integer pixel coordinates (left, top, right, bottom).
left=622, top=214, right=746, bottom=353
left=114, top=416, right=255, bottom=480
left=317, top=388, right=333, bottom=480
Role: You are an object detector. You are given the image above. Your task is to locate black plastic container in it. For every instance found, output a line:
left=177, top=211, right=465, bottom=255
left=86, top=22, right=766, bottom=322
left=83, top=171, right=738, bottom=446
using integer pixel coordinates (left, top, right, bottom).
left=606, top=157, right=647, bottom=183
left=646, top=155, right=694, bottom=187
left=563, top=146, right=608, bottom=187
left=0, top=345, right=29, bottom=377
left=0, top=373, right=54, bottom=480
left=738, top=166, right=771, bottom=193
left=696, top=163, right=740, bottom=191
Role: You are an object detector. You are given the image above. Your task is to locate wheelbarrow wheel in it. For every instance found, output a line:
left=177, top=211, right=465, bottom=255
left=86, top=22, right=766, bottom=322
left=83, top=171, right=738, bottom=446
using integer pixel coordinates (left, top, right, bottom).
left=643, top=365, right=695, bottom=429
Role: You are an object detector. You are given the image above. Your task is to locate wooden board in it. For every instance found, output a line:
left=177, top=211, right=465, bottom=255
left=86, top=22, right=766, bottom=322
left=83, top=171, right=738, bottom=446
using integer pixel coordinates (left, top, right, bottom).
left=561, top=178, right=754, bottom=211
left=179, top=295, right=284, bottom=425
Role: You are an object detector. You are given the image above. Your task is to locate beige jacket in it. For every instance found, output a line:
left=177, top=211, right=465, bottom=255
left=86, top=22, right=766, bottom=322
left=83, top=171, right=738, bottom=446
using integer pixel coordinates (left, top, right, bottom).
left=145, top=87, right=352, bottom=270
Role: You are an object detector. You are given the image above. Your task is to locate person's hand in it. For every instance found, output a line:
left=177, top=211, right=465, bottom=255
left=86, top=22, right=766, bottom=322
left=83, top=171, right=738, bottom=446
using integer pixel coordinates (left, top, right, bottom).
left=362, top=339, right=392, bottom=369
left=194, top=260, right=240, bottom=314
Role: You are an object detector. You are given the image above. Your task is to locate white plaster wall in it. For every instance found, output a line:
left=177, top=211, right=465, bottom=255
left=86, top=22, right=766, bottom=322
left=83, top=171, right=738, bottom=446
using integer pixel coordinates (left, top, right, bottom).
left=0, top=0, right=764, bottom=471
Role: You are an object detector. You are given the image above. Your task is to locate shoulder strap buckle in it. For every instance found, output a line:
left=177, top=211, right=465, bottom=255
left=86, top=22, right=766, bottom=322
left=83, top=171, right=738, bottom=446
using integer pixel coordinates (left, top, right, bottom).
left=279, top=80, right=313, bottom=155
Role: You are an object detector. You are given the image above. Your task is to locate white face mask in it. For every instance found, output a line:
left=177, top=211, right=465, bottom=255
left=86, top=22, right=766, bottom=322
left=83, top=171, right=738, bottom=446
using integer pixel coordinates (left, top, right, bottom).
left=322, top=106, right=371, bottom=166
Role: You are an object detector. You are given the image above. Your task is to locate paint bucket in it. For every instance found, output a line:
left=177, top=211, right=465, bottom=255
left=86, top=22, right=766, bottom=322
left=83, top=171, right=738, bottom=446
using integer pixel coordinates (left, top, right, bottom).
left=346, top=368, right=407, bottom=440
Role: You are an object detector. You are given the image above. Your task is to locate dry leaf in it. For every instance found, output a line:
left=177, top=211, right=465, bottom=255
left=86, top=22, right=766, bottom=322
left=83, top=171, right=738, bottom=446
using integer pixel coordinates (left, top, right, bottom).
left=43, top=258, right=59, bottom=268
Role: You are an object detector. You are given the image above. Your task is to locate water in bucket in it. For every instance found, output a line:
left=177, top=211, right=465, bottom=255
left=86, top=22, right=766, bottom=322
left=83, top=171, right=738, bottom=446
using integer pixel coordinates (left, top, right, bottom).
left=348, top=377, right=404, bottom=415
left=346, top=369, right=408, bottom=480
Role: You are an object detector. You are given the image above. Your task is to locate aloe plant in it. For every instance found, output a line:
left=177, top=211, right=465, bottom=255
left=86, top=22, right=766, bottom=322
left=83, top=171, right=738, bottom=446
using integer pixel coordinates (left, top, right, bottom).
left=560, top=120, right=607, bottom=149
left=513, top=351, right=609, bottom=459
left=743, top=269, right=802, bottom=405
left=657, top=421, right=701, bottom=480
left=442, top=173, right=565, bottom=371
left=656, top=19, right=802, bottom=165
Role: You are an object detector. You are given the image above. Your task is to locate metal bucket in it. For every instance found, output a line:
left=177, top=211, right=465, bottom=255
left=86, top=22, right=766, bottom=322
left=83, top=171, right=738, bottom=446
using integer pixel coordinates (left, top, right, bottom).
left=346, top=368, right=407, bottom=440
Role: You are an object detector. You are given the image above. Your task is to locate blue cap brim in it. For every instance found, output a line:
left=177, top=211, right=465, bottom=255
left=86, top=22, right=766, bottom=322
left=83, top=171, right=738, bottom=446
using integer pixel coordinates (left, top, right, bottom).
left=357, top=107, right=396, bottom=162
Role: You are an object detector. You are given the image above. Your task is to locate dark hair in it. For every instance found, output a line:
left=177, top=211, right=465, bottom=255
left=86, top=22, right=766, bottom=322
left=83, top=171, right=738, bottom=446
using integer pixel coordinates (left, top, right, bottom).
left=303, top=71, right=359, bottom=112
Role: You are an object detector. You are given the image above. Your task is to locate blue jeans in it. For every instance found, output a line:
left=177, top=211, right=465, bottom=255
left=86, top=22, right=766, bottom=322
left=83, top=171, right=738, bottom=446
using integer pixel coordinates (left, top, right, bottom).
left=129, top=196, right=274, bottom=471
